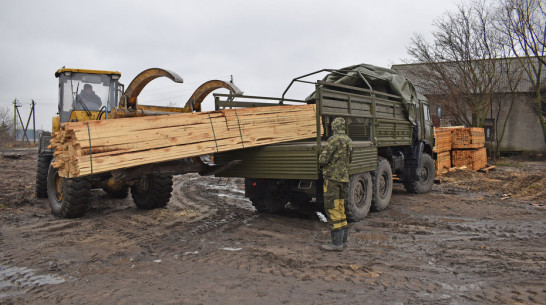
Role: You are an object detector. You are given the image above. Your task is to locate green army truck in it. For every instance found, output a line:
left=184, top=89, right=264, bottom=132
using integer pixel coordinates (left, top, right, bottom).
left=212, top=64, right=436, bottom=221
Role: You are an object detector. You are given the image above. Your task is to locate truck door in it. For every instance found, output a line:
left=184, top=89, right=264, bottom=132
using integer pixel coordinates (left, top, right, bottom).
left=421, top=102, right=433, bottom=143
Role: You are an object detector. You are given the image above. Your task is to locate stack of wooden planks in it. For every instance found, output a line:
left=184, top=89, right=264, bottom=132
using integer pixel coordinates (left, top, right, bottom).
left=50, top=104, right=320, bottom=178
left=434, top=127, right=487, bottom=175
left=452, top=147, right=487, bottom=170
left=451, top=127, right=485, bottom=149
left=433, top=128, right=452, bottom=153
left=433, top=128, right=452, bottom=175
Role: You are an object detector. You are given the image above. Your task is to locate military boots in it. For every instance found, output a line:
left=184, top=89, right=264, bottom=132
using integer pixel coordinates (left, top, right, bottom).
left=342, top=227, right=349, bottom=249
left=320, top=229, right=344, bottom=252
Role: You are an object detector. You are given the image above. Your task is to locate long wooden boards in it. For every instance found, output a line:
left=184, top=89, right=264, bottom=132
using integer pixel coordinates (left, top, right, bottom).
left=50, top=104, right=321, bottom=178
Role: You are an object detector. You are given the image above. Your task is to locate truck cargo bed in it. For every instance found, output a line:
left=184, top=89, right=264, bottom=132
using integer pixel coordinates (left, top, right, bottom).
left=214, top=140, right=377, bottom=180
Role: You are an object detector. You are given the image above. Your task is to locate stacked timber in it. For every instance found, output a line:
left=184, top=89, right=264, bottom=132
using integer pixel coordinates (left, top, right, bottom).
left=433, top=128, right=452, bottom=175
left=452, top=147, right=487, bottom=170
left=451, top=128, right=485, bottom=149
left=434, top=127, right=487, bottom=175
left=50, top=104, right=320, bottom=178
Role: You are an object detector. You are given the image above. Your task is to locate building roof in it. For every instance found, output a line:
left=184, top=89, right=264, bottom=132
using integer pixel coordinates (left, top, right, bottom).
left=391, top=57, right=546, bottom=95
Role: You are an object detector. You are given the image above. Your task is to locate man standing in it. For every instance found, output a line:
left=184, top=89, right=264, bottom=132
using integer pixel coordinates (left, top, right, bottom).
left=319, top=117, right=353, bottom=252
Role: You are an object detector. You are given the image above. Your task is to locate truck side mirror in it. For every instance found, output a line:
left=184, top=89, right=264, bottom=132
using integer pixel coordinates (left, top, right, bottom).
left=436, top=105, right=442, bottom=119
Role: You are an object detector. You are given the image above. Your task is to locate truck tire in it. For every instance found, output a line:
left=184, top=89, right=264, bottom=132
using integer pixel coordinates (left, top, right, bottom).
left=372, top=157, right=393, bottom=211
left=289, top=192, right=312, bottom=205
left=35, top=153, right=53, bottom=198
left=345, top=172, right=373, bottom=221
left=47, top=162, right=91, bottom=218
left=250, top=197, right=287, bottom=213
left=131, top=174, right=173, bottom=210
left=249, top=181, right=289, bottom=213
left=403, top=153, right=435, bottom=194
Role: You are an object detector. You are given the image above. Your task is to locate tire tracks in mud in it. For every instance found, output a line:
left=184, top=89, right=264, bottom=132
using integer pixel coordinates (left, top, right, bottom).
left=2, top=162, right=545, bottom=304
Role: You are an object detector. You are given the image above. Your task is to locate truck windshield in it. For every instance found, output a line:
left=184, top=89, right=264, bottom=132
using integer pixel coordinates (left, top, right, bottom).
left=59, top=73, right=116, bottom=119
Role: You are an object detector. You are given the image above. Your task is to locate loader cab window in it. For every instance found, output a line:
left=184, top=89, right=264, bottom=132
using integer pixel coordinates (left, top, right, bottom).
left=58, top=73, right=119, bottom=122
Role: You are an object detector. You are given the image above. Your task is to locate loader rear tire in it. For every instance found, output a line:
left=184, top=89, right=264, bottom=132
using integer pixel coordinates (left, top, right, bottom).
left=35, top=153, right=53, bottom=198
left=47, top=162, right=91, bottom=218
left=131, top=174, right=173, bottom=210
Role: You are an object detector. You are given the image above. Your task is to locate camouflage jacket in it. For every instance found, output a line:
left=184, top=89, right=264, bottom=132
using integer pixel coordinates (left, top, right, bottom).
left=319, top=118, right=354, bottom=182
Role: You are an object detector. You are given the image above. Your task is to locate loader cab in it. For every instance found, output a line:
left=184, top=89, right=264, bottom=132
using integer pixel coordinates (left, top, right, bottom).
left=55, top=68, right=122, bottom=124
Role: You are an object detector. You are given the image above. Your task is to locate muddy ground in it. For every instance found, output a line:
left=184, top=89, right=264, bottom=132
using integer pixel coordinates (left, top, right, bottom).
left=0, top=147, right=545, bottom=304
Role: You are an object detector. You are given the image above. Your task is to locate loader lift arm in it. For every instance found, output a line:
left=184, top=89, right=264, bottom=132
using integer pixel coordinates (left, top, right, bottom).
left=121, top=68, right=184, bottom=109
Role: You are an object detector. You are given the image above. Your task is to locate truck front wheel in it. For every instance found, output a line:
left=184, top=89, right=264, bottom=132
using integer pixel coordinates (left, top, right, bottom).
left=131, top=174, right=173, bottom=209
left=345, top=172, right=373, bottom=221
left=403, top=153, right=435, bottom=194
left=47, top=162, right=91, bottom=218
left=372, top=157, right=393, bottom=211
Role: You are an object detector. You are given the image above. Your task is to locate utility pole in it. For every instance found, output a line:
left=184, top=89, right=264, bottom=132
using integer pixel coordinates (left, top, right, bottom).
left=32, top=100, right=36, bottom=144
left=13, top=99, right=19, bottom=142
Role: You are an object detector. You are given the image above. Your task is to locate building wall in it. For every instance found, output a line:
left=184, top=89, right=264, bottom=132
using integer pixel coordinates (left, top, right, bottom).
left=495, top=95, right=546, bottom=153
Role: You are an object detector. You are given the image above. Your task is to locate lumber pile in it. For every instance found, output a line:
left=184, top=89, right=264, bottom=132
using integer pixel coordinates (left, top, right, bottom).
left=50, top=104, right=320, bottom=178
left=433, top=128, right=452, bottom=174
left=433, top=128, right=452, bottom=153
left=435, top=151, right=451, bottom=173
left=451, top=147, right=487, bottom=171
left=434, top=127, right=487, bottom=175
left=451, top=127, right=485, bottom=149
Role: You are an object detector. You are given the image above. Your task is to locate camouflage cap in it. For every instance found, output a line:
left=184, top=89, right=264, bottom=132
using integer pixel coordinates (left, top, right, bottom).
left=331, top=117, right=346, bottom=134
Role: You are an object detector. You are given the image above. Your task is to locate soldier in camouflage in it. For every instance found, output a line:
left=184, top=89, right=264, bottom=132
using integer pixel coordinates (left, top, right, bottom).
left=319, top=117, right=354, bottom=251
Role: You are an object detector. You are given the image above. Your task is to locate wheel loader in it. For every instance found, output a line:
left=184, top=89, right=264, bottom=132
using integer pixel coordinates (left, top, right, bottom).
left=35, top=67, right=241, bottom=218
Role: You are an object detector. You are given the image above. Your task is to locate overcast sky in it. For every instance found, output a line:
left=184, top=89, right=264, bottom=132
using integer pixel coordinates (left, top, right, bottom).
left=0, top=0, right=469, bottom=130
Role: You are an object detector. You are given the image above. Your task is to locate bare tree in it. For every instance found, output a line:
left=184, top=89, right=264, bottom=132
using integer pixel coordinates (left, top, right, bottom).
left=498, top=0, right=546, bottom=142
left=0, top=106, right=14, bottom=147
left=406, top=1, right=504, bottom=128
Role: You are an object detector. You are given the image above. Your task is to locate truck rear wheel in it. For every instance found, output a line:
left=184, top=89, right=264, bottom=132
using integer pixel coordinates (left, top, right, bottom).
left=372, top=157, right=393, bottom=211
left=345, top=172, right=373, bottom=221
left=131, top=174, right=173, bottom=210
left=248, top=180, right=289, bottom=213
left=403, top=153, right=435, bottom=194
left=47, top=162, right=91, bottom=218
left=250, top=197, right=288, bottom=213
left=35, top=153, right=53, bottom=198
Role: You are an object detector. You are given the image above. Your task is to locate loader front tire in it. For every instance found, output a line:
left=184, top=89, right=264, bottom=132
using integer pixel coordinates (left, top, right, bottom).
left=35, top=153, right=53, bottom=198
left=131, top=174, right=173, bottom=210
left=47, top=162, right=91, bottom=218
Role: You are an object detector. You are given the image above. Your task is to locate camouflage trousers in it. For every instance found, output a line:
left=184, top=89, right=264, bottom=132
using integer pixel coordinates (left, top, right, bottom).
left=323, top=179, right=348, bottom=231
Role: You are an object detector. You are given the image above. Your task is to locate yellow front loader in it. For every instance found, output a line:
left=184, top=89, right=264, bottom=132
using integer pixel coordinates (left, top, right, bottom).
left=35, top=67, right=241, bottom=218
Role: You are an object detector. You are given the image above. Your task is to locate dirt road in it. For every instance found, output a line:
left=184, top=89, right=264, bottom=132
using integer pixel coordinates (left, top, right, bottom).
left=1, top=148, right=545, bottom=304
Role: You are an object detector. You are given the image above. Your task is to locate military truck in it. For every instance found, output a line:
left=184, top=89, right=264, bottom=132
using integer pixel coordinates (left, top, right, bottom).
left=212, top=64, right=436, bottom=221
